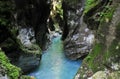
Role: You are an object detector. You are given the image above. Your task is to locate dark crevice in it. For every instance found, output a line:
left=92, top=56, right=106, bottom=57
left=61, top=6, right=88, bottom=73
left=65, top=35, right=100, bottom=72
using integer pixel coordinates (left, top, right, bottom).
left=61, top=1, right=69, bottom=40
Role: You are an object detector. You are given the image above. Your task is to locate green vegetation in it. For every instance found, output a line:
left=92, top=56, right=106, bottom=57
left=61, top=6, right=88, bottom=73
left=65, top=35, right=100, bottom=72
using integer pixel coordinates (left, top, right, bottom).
left=51, top=0, right=63, bottom=19
left=83, top=34, right=120, bottom=73
left=50, top=0, right=63, bottom=31
left=99, top=5, right=117, bottom=23
left=20, top=43, right=42, bottom=55
left=84, top=23, right=120, bottom=72
left=0, top=49, right=21, bottom=79
left=84, top=43, right=104, bottom=72
left=20, top=75, right=34, bottom=79
left=80, top=13, right=120, bottom=78
left=84, top=0, right=99, bottom=13
left=84, top=0, right=116, bottom=24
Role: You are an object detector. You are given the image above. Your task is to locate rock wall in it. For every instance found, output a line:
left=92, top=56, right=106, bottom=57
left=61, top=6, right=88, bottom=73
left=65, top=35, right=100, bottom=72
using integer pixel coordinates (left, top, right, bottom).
left=0, top=0, right=50, bottom=73
left=62, top=0, right=95, bottom=60
left=14, top=0, right=51, bottom=50
left=75, top=0, right=120, bottom=79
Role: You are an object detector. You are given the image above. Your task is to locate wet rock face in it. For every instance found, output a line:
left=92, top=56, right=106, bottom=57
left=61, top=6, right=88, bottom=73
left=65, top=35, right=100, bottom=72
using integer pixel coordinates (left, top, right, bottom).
left=62, top=0, right=94, bottom=60
left=0, top=0, right=50, bottom=73
left=15, top=51, right=41, bottom=73
left=15, top=28, right=42, bottom=73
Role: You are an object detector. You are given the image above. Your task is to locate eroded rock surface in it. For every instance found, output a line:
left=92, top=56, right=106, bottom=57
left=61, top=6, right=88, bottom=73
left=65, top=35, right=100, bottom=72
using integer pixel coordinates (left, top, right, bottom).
left=75, top=0, right=120, bottom=79
left=62, top=0, right=94, bottom=60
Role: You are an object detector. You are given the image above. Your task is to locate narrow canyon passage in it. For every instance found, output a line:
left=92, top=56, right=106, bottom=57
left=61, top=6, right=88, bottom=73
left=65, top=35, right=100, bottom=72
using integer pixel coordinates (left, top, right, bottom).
left=28, top=36, right=82, bottom=79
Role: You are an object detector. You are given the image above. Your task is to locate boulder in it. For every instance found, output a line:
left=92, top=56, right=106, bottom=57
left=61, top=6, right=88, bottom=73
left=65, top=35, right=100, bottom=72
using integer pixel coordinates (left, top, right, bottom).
left=88, top=71, right=120, bottom=79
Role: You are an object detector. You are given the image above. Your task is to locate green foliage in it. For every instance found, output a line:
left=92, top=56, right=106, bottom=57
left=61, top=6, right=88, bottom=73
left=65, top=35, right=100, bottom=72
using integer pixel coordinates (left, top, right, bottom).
left=99, top=5, right=116, bottom=23
left=0, top=49, right=21, bottom=79
left=52, top=0, right=63, bottom=19
left=84, top=0, right=99, bottom=13
left=104, top=7, right=115, bottom=20
left=20, top=75, right=32, bottom=79
left=50, top=0, right=63, bottom=31
left=85, top=55, right=92, bottom=62
left=84, top=0, right=115, bottom=23
left=55, top=1, right=63, bottom=19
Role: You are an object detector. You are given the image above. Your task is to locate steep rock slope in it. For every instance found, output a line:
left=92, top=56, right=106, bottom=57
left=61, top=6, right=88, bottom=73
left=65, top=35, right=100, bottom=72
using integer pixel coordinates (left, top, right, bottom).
left=75, top=0, right=120, bottom=79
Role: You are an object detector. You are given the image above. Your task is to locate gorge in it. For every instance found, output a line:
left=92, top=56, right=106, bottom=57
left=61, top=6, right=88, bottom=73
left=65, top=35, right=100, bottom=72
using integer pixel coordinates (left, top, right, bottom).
left=0, top=0, right=120, bottom=79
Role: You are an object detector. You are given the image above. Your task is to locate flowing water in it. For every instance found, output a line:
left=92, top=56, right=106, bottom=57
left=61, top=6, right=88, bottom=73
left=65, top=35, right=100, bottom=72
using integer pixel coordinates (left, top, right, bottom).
left=29, top=36, right=82, bottom=79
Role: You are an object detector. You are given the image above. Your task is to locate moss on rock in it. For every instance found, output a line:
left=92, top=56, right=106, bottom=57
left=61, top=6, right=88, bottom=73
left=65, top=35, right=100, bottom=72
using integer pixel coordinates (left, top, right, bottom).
left=84, top=43, right=104, bottom=72
left=20, top=75, right=34, bottom=79
left=99, top=3, right=117, bottom=23
left=0, top=49, right=33, bottom=79
left=84, top=0, right=100, bottom=13
left=75, top=1, right=120, bottom=79
left=0, top=49, right=21, bottom=79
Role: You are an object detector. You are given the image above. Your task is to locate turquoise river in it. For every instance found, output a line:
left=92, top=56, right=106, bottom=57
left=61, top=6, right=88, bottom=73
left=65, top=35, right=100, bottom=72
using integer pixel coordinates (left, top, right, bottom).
left=29, top=36, right=82, bottom=79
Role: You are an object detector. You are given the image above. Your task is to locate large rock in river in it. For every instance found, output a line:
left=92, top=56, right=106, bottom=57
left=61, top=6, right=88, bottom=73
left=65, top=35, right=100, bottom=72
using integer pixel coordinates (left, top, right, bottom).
left=62, top=0, right=94, bottom=60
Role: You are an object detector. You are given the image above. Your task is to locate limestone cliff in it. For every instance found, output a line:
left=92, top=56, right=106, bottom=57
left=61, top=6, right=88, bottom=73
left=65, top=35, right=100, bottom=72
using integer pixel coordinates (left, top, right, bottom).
left=75, top=0, right=120, bottom=79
